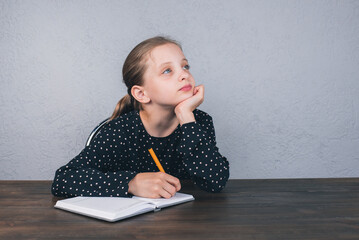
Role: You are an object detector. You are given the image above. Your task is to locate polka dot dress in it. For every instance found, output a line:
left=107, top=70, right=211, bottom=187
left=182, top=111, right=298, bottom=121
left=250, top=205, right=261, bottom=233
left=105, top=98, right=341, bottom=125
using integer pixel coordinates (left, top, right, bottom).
left=51, top=109, right=230, bottom=198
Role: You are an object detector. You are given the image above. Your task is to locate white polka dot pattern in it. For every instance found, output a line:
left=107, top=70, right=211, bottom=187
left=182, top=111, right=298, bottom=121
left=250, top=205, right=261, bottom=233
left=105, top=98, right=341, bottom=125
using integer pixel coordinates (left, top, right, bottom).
left=51, top=109, right=229, bottom=197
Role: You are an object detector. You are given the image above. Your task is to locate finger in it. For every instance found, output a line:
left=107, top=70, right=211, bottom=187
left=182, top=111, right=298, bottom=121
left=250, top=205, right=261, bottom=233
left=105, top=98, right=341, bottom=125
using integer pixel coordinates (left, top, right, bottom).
left=162, top=181, right=177, bottom=197
left=192, top=89, right=204, bottom=106
left=159, top=188, right=172, bottom=199
left=197, top=85, right=204, bottom=95
left=194, top=86, right=200, bottom=95
left=164, top=174, right=181, bottom=191
left=194, top=86, right=201, bottom=94
left=193, top=85, right=204, bottom=96
left=195, top=84, right=204, bottom=90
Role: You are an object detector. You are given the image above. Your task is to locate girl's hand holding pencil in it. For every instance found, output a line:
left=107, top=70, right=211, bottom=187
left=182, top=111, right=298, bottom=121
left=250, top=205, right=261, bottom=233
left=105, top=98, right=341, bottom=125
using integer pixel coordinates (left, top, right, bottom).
left=128, top=172, right=181, bottom=199
left=128, top=148, right=181, bottom=199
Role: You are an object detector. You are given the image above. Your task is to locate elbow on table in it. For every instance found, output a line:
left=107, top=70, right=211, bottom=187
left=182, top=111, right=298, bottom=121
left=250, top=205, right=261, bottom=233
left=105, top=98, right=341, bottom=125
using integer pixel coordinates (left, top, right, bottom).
left=51, top=181, right=62, bottom=197
left=210, top=170, right=230, bottom=193
left=209, top=180, right=228, bottom=193
left=200, top=176, right=230, bottom=193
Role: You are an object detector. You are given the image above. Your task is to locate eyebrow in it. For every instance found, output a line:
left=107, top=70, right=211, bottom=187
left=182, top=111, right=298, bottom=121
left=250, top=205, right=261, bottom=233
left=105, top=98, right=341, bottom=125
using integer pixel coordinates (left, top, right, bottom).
left=159, top=58, right=188, bottom=67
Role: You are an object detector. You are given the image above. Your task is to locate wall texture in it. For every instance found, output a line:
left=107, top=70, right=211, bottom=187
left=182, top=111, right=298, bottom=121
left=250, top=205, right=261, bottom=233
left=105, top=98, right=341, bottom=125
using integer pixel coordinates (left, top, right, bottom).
left=1, top=0, right=359, bottom=180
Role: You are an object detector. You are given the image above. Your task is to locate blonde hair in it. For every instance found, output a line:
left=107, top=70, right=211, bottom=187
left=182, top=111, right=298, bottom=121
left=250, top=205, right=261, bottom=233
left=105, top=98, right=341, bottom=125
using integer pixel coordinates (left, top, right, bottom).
left=109, top=36, right=182, bottom=120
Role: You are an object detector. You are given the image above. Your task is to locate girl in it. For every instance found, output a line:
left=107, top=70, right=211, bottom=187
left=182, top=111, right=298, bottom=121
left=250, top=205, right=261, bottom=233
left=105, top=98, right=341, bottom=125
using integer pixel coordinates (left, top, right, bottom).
left=52, top=36, right=230, bottom=199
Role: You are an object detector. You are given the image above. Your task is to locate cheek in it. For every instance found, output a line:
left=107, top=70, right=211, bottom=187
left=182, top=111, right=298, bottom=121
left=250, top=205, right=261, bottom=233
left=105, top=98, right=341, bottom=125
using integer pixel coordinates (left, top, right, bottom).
left=189, top=75, right=195, bottom=85
left=145, top=84, right=161, bottom=100
left=150, top=83, right=172, bottom=98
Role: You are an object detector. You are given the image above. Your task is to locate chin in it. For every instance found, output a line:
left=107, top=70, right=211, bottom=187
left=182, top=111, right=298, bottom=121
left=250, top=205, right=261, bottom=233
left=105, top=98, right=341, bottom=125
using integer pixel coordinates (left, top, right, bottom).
left=182, top=91, right=194, bottom=99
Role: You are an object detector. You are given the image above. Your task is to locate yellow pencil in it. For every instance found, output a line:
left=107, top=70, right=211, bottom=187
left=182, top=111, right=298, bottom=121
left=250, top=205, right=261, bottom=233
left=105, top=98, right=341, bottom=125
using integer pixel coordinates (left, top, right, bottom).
left=148, top=148, right=165, bottom=173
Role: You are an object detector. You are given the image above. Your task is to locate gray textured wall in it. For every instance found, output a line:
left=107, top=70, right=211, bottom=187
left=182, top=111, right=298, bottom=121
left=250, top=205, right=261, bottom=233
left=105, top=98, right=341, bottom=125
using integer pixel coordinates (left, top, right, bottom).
left=1, top=0, right=359, bottom=180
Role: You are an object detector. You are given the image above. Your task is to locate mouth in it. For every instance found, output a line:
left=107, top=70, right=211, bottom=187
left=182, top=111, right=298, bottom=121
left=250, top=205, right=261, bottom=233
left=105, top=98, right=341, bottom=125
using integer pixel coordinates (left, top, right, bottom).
left=179, top=84, right=192, bottom=92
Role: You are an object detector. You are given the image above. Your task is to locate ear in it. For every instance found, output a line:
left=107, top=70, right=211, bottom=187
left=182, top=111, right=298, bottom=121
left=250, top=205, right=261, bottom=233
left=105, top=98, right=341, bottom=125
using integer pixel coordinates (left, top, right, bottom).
left=131, top=85, right=150, bottom=104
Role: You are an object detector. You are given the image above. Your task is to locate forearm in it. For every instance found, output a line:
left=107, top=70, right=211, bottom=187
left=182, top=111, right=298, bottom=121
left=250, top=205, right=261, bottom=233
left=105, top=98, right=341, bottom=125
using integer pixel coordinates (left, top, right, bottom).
left=178, top=121, right=230, bottom=192
left=51, top=165, right=137, bottom=197
left=182, top=146, right=230, bottom=192
left=175, top=108, right=195, bottom=126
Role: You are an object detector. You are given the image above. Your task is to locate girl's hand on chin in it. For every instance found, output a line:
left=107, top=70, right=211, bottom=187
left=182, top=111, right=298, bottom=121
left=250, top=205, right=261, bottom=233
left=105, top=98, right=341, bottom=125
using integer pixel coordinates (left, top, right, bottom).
left=175, top=85, right=204, bottom=115
left=174, top=85, right=204, bottom=125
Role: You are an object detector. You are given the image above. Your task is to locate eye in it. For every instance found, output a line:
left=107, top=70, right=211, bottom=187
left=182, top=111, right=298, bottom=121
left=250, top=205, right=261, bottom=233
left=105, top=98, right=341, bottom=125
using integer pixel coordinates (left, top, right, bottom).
left=183, top=64, right=190, bottom=70
left=162, top=68, right=172, bottom=74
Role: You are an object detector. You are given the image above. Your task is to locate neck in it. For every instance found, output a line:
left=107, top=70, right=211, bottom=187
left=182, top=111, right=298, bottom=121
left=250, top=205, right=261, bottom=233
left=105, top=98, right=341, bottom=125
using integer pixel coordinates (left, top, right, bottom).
left=139, top=106, right=179, bottom=138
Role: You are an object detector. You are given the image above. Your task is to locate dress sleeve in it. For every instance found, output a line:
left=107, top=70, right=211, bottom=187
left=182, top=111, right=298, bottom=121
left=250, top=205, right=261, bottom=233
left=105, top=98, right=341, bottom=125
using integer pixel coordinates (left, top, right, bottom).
left=178, top=111, right=230, bottom=192
left=51, top=121, right=137, bottom=198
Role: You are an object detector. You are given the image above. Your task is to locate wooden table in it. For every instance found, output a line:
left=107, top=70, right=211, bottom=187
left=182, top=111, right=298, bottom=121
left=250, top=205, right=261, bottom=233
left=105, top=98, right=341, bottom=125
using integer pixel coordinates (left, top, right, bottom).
left=1, top=179, right=359, bottom=239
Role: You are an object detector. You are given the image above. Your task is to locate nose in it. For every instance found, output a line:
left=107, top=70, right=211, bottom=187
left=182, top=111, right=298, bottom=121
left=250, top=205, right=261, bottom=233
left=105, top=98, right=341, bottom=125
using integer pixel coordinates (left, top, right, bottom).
left=179, top=68, right=189, bottom=81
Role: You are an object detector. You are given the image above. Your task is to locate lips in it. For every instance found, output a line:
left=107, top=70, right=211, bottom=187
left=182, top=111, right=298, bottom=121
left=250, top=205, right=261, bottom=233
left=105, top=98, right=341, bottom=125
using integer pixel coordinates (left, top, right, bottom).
left=179, top=84, right=192, bottom=91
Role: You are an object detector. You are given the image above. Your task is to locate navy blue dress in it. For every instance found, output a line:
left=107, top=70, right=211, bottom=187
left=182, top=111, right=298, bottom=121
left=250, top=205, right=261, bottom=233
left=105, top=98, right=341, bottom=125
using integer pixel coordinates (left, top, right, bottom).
left=51, top=109, right=230, bottom=197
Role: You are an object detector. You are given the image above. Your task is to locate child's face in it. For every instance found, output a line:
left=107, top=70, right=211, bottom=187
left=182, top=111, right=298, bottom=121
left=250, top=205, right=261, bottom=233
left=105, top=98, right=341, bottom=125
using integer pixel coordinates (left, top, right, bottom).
left=142, top=43, right=195, bottom=108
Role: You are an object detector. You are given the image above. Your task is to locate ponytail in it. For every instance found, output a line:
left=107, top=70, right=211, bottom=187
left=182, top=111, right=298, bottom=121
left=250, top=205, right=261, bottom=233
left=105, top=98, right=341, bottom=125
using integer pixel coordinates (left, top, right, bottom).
left=109, top=94, right=134, bottom=121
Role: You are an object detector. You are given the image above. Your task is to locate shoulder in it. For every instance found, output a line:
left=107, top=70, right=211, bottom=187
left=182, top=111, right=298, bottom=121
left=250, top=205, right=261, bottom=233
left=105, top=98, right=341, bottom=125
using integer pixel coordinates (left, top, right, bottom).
left=107, top=110, right=139, bottom=127
left=97, top=111, right=140, bottom=135
left=87, top=111, right=140, bottom=146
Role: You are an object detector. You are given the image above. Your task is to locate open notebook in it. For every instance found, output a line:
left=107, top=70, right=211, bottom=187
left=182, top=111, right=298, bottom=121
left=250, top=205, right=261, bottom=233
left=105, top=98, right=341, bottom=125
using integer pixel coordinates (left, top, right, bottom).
left=54, top=192, right=194, bottom=222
